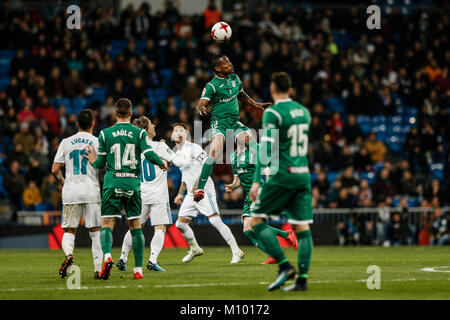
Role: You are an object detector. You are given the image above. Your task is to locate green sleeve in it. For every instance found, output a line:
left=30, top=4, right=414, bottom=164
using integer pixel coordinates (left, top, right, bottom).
left=140, top=130, right=163, bottom=166
left=253, top=110, right=279, bottom=183
left=201, top=82, right=215, bottom=101
left=92, top=130, right=107, bottom=169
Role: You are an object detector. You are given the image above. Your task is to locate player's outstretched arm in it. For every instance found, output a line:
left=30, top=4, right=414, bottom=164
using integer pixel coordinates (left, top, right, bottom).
left=174, top=181, right=187, bottom=205
left=225, top=175, right=241, bottom=192
left=238, top=90, right=272, bottom=110
left=196, top=98, right=209, bottom=116
left=51, top=162, right=65, bottom=187
left=83, top=145, right=106, bottom=169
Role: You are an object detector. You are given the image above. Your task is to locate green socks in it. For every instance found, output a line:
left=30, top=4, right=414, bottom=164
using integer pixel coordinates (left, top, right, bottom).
left=131, top=228, right=145, bottom=268
left=270, top=226, right=289, bottom=239
left=244, top=230, right=272, bottom=257
left=297, top=230, right=313, bottom=278
left=197, top=157, right=215, bottom=190
left=252, top=223, right=287, bottom=265
left=100, top=227, right=113, bottom=255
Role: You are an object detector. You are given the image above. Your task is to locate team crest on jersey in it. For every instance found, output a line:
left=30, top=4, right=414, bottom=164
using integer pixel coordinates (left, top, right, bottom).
left=231, top=80, right=236, bottom=87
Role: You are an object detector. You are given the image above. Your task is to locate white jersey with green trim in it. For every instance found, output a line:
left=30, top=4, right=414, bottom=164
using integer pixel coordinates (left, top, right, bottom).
left=140, top=141, right=176, bottom=204
left=53, top=132, right=100, bottom=204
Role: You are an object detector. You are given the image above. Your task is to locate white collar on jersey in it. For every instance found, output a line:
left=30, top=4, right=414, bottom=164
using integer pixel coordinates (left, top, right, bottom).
left=274, top=98, right=292, bottom=104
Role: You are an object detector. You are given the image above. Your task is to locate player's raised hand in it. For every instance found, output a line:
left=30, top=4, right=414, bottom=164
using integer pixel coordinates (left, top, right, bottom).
left=249, top=182, right=260, bottom=202
left=82, top=145, right=98, bottom=164
left=174, top=194, right=183, bottom=206
left=225, top=184, right=234, bottom=192
left=159, top=160, right=168, bottom=171
left=253, top=102, right=273, bottom=110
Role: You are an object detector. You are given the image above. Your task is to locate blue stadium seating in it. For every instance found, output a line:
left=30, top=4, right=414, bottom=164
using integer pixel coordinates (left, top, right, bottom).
left=360, top=171, right=376, bottom=185
left=0, top=175, right=8, bottom=198
left=0, top=50, right=15, bottom=59
left=0, top=76, right=10, bottom=90
left=72, top=97, right=88, bottom=113
left=160, top=68, right=173, bottom=87
left=88, top=87, right=107, bottom=105
left=327, top=171, right=340, bottom=185
left=327, top=97, right=345, bottom=114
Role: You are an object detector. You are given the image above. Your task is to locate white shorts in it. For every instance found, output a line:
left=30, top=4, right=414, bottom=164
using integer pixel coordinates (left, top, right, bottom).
left=140, top=202, right=172, bottom=226
left=178, top=191, right=219, bottom=219
left=62, top=203, right=101, bottom=229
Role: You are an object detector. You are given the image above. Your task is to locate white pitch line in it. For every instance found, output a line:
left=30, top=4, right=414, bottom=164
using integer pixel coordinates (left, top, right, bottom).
left=3, top=277, right=448, bottom=293
left=421, top=266, right=450, bottom=273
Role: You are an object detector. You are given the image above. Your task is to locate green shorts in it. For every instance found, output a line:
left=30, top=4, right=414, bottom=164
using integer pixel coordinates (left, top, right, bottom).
left=101, top=188, right=141, bottom=220
left=242, top=193, right=253, bottom=217
left=210, top=118, right=250, bottom=141
left=251, top=180, right=313, bottom=225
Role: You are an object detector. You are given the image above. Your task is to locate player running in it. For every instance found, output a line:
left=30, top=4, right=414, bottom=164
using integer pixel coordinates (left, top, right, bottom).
left=193, top=55, right=272, bottom=203
left=83, top=98, right=167, bottom=280
left=117, top=116, right=176, bottom=272
left=249, top=72, right=313, bottom=292
left=171, top=123, right=244, bottom=264
left=226, top=135, right=298, bottom=265
left=52, top=109, right=103, bottom=279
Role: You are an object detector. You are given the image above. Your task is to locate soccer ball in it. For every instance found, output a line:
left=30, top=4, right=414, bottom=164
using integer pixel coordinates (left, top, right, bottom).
left=211, top=22, right=232, bottom=43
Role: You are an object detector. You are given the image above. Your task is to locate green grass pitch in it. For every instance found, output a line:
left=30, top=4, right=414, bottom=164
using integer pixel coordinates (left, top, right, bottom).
left=0, top=246, right=449, bottom=300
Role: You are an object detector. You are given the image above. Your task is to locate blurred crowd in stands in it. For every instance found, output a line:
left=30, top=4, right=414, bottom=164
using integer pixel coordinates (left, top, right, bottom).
left=0, top=0, right=448, bottom=244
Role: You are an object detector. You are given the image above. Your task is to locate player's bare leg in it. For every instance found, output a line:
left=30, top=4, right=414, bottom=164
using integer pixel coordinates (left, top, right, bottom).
left=175, top=217, right=203, bottom=262
left=282, top=224, right=312, bottom=292
left=59, top=228, right=76, bottom=279
left=89, top=226, right=102, bottom=279
left=207, top=213, right=244, bottom=263
left=194, top=134, right=224, bottom=202
left=147, top=225, right=167, bottom=271
left=99, top=218, right=116, bottom=280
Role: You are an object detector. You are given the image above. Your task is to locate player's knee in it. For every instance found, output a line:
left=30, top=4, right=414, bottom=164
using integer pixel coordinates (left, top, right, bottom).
left=293, top=224, right=310, bottom=233
left=250, top=217, right=264, bottom=227
left=175, top=220, right=187, bottom=230
left=208, top=215, right=223, bottom=226
left=64, top=228, right=76, bottom=235
left=89, top=227, right=101, bottom=233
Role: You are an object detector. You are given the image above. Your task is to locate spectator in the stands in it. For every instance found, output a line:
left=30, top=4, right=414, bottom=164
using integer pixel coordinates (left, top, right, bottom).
left=22, top=180, right=42, bottom=210
left=2, top=161, right=26, bottom=220
left=13, top=122, right=35, bottom=155
left=429, top=207, right=449, bottom=246
left=364, top=132, right=386, bottom=163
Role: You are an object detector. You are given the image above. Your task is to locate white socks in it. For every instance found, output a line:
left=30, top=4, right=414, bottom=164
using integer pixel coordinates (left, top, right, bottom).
left=176, top=221, right=200, bottom=250
left=62, top=232, right=75, bottom=257
left=119, top=230, right=133, bottom=262
left=209, top=215, right=240, bottom=253
left=150, top=229, right=165, bottom=264
left=89, top=231, right=103, bottom=273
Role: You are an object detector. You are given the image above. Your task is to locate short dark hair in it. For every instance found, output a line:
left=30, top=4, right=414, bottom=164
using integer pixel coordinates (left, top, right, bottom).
left=271, top=72, right=292, bottom=93
left=172, top=122, right=188, bottom=130
left=115, top=98, right=132, bottom=117
left=211, top=55, right=225, bottom=70
left=77, top=109, right=94, bottom=130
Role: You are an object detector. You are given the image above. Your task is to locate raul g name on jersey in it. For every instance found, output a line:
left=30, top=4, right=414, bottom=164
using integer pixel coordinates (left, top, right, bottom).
left=71, top=138, right=94, bottom=146
left=112, top=129, right=133, bottom=138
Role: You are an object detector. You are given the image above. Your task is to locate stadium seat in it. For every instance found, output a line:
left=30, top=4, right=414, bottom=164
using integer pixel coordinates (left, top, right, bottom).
left=161, top=68, right=173, bottom=87
left=0, top=76, right=10, bottom=90
left=53, top=97, right=71, bottom=109
left=72, top=97, right=88, bottom=113
left=0, top=175, right=8, bottom=198
left=359, top=171, right=376, bottom=185
left=358, top=122, right=373, bottom=135
left=88, top=87, right=107, bottom=105
left=327, top=97, right=345, bottom=113
left=153, top=88, right=167, bottom=103
left=35, top=203, right=53, bottom=211
left=372, top=115, right=386, bottom=125
left=326, top=171, right=340, bottom=185
left=430, top=163, right=444, bottom=181
left=0, top=50, right=15, bottom=59
left=387, top=115, right=402, bottom=125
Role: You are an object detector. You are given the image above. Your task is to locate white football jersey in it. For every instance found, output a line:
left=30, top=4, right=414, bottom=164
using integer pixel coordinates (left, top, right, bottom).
left=140, top=141, right=176, bottom=204
left=53, top=132, right=101, bottom=204
left=172, top=141, right=215, bottom=195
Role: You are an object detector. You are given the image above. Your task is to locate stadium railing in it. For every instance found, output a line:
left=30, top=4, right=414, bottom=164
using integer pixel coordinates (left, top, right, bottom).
left=16, top=207, right=450, bottom=227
